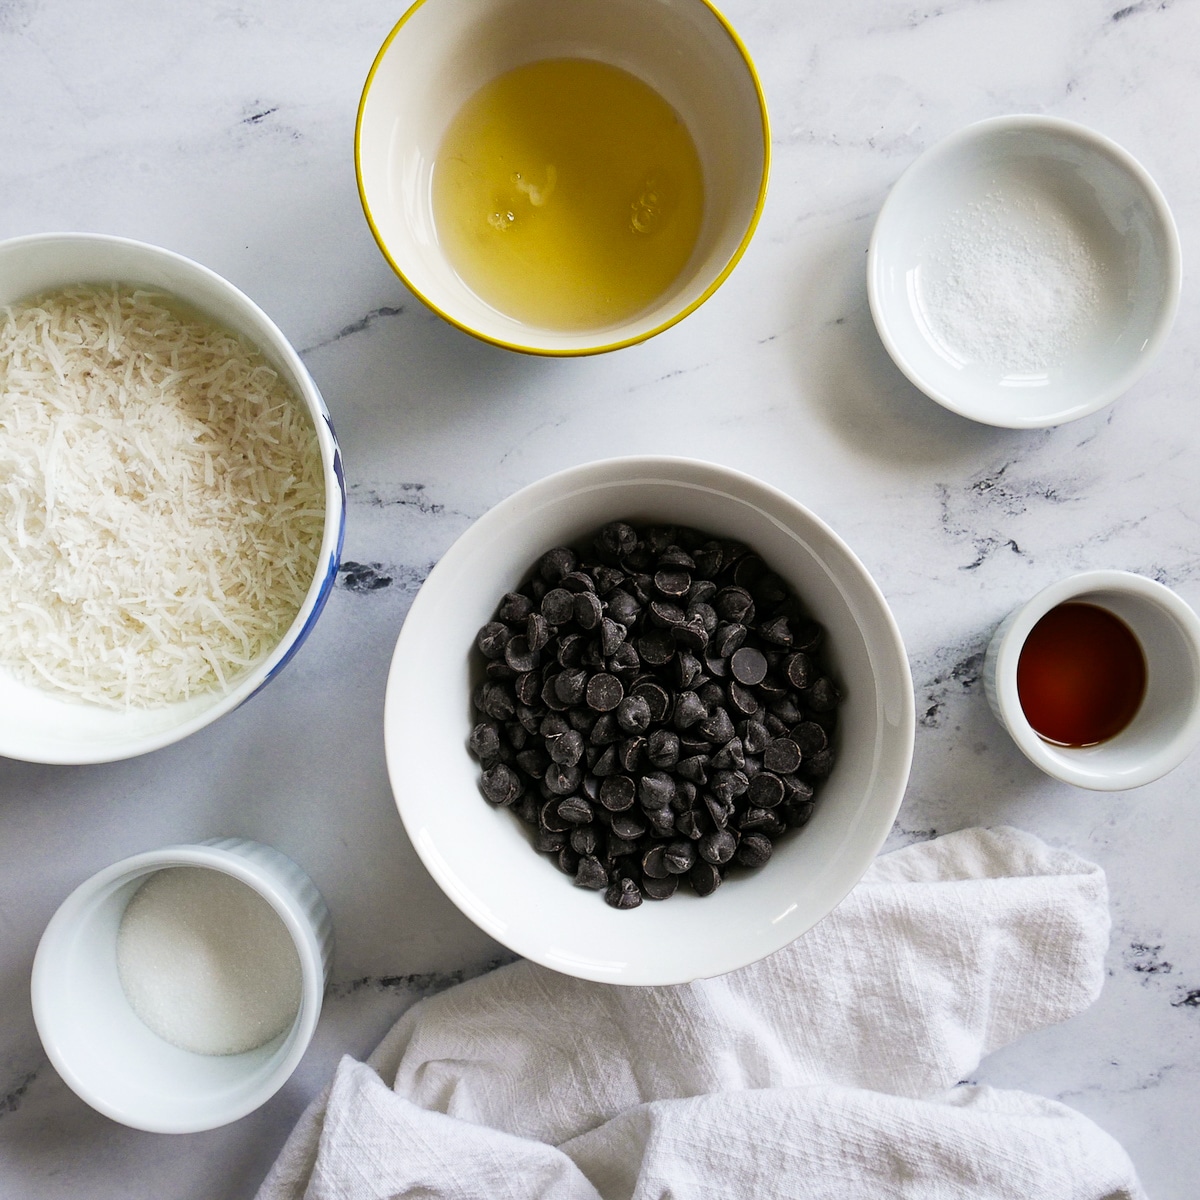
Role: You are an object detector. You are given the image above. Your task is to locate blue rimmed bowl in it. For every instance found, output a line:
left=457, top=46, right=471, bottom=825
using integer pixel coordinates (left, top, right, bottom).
left=0, top=232, right=345, bottom=764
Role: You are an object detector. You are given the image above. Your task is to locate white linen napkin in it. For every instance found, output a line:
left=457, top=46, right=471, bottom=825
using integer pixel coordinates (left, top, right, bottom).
left=257, top=827, right=1144, bottom=1200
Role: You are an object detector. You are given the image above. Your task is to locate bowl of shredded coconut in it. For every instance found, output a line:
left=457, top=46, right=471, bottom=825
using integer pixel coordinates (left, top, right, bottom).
left=867, top=114, right=1181, bottom=428
left=0, top=232, right=345, bottom=763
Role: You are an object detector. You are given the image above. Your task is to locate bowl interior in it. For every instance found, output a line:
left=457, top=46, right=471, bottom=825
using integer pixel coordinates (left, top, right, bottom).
left=0, top=234, right=344, bottom=764
left=869, top=117, right=1179, bottom=427
left=357, top=0, right=768, bottom=353
left=31, top=851, right=324, bottom=1133
left=384, top=460, right=914, bottom=984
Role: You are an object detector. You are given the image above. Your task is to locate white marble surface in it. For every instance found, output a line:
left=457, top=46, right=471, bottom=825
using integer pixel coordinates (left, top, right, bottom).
left=1, top=0, right=1198, bottom=1195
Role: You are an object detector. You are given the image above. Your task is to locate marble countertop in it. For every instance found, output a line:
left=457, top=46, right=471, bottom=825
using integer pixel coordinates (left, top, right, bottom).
left=2, top=1, right=1198, bottom=1196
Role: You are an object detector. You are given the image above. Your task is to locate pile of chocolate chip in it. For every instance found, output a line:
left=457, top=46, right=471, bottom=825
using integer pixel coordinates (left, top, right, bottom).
left=468, top=521, right=841, bottom=909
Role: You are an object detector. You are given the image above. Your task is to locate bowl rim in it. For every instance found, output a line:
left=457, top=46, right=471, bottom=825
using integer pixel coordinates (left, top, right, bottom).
left=382, top=455, right=916, bottom=983
left=30, top=840, right=328, bottom=1134
left=866, top=113, right=1183, bottom=429
left=0, top=230, right=347, bottom=765
left=354, top=0, right=772, bottom=357
left=988, top=569, right=1200, bottom=789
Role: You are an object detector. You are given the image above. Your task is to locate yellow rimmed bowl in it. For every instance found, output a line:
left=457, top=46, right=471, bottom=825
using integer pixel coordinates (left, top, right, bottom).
left=355, top=0, right=770, bottom=356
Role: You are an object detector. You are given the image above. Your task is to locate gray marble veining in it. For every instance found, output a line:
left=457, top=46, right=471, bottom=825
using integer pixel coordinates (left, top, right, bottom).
left=1, top=1, right=1198, bottom=1196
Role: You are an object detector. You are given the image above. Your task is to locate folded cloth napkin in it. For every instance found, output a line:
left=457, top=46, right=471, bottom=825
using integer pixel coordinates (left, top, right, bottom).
left=257, top=827, right=1144, bottom=1200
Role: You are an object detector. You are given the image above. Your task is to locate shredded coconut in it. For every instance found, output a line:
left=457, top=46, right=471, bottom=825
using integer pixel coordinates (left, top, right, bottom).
left=0, top=285, right=324, bottom=708
left=918, top=189, right=1105, bottom=373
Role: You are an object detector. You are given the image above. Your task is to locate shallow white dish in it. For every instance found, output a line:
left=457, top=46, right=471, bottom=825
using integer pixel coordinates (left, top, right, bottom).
left=0, top=232, right=346, bottom=765
left=868, top=115, right=1181, bottom=428
left=32, top=838, right=333, bottom=1134
left=984, top=570, right=1200, bottom=790
left=383, top=457, right=914, bottom=985
left=355, top=0, right=769, bottom=356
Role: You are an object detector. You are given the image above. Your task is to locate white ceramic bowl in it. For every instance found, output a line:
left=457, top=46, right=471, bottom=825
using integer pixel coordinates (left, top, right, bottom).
left=31, top=838, right=333, bottom=1134
left=984, top=571, right=1200, bottom=790
left=355, top=0, right=770, bottom=356
left=868, top=115, right=1181, bottom=428
left=384, top=457, right=914, bottom=984
left=0, top=232, right=346, bottom=765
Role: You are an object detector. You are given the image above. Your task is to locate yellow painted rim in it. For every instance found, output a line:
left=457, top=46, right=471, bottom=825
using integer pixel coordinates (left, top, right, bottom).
left=354, top=0, right=771, bottom=357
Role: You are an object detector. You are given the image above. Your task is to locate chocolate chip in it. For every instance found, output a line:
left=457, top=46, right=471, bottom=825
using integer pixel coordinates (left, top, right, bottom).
left=599, top=617, right=627, bottom=656
left=649, top=600, right=687, bottom=629
left=469, top=722, right=502, bottom=762
left=616, top=694, right=652, bottom=734
left=498, top=592, right=534, bottom=623
left=538, top=546, right=577, bottom=583
left=586, top=673, right=624, bottom=712
left=748, top=771, right=785, bottom=808
left=791, top=721, right=827, bottom=755
left=641, top=874, right=679, bottom=900
left=758, top=616, right=793, bottom=647
left=699, top=829, right=737, bottom=865
left=557, top=796, right=593, bottom=826
left=570, top=826, right=598, bottom=856
left=575, top=855, right=608, bottom=889
left=605, top=876, right=642, bottom=909
left=573, top=591, right=603, bottom=630
left=642, top=845, right=670, bottom=879
left=632, top=681, right=671, bottom=723
left=654, top=568, right=691, bottom=598
left=638, top=628, right=676, bottom=666
left=554, top=668, right=588, bottom=707
left=802, top=748, right=836, bottom=779
left=736, top=833, right=773, bottom=868
left=481, top=763, right=522, bottom=806
left=611, top=813, right=646, bottom=841
left=477, top=622, right=511, bottom=659
left=526, top=612, right=551, bottom=653
left=729, top=646, right=768, bottom=686
left=805, top=677, right=841, bottom=712
left=639, top=772, right=675, bottom=810
left=544, top=762, right=582, bottom=796
left=763, top=738, right=802, bottom=775
left=673, top=690, right=707, bottom=729
left=646, top=728, right=680, bottom=769
left=664, top=840, right=696, bottom=874
left=689, top=861, right=723, bottom=896
left=599, top=775, right=636, bottom=812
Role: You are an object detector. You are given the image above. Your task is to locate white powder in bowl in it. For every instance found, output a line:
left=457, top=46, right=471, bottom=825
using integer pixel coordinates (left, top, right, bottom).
left=117, top=866, right=303, bottom=1056
left=918, top=189, right=1105, bottom=373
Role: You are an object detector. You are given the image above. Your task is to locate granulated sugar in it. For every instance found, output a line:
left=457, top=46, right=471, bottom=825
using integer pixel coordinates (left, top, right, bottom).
left=117, top=866, right=302, bottom=1056
left=919, top=189, right=1104, bottom=373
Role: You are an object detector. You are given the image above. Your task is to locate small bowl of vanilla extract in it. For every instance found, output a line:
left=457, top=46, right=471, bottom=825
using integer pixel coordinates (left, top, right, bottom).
left=984, top=571, right=1200, bottom=790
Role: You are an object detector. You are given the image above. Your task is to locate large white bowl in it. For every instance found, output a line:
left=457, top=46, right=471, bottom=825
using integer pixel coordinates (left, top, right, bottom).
left=384, top=458, right=914, bottom=985
left=0, top=233, right=346, bottom=764
left=868, top=115, right=1181, bottom=428
left=356, top=0, right=770, bottom=356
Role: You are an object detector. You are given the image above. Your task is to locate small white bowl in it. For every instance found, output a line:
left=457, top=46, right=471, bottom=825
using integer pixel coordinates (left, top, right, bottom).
left=868, top=115, right=1181, bottom=428
left=0, top=233, right=346, bottom=765
left=383, top=457, right=914, bottom=985
left=984, top=571, right=1200, bottom=790
left=31, top=838, right=333, bottom=1134
left=355, top=0, right=770, bottom=356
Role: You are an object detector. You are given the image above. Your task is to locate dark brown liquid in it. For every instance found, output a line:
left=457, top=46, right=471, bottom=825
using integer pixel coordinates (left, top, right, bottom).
left=1016, top=602, right=1147, bottom=747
